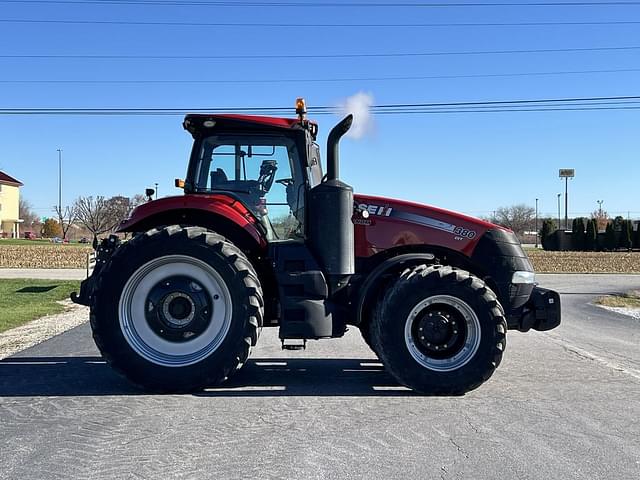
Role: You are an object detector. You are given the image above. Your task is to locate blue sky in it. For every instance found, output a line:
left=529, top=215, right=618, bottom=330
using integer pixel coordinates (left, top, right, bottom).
left=0, top=0, right=638, bottom=221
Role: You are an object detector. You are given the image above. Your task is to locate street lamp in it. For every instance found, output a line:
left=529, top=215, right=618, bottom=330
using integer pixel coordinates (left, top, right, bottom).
left=597, top=200, right=604, bottom=217
left=154, top=182, right=159, bottom=200
left=535, top=198, right=539, bottom=248
left=57, top=148, right=62, bottom=213
left=557, top=193, right=562, bottom=230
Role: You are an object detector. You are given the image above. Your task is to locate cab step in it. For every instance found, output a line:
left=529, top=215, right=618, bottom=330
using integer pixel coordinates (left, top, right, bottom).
left=281, top=339, right=307, bottom=351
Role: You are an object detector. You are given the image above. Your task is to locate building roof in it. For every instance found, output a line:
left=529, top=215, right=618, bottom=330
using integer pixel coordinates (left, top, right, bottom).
left=0, top=171, right=23, bottom=186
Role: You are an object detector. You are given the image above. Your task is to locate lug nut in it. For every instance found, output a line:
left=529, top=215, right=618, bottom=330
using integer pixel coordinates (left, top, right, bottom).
left=453, top=330, right=458, bottom=334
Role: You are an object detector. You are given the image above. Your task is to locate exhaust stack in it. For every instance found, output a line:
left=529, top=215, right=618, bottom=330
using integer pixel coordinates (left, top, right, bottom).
left=326, top=114, right=353, bottom=181
left=308, top=115, right=355, bottom=294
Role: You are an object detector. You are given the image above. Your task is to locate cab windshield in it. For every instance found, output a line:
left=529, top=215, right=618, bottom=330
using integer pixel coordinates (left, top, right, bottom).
left=193, top=134, right=305, bottom=240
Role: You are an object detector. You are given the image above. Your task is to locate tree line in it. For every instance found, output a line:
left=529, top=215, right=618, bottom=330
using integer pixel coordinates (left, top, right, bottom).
left=540, top=216, right=640, bottom=251
left=20, top=195, right=146, bottom=240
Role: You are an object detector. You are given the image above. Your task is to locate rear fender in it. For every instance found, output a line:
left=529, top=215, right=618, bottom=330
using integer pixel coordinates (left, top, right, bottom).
left=117, top=195, right=267, bottom=252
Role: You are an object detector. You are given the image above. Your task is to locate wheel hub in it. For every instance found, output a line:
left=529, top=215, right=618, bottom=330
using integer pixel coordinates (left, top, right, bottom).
left=404, top=295, right=481, bottom=372
left=415, top=308, right=463, bottom=355
left=145, top=276, right=212, bottom=342
left=162, top=293, right=196, bottom=327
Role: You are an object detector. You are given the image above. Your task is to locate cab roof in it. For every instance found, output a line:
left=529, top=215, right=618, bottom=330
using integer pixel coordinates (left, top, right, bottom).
left=183, top=113, right=318, bottom=135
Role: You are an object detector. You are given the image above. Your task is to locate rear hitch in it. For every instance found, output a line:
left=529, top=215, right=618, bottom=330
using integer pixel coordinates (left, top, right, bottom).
left=71, top=235, right=121, bottom=306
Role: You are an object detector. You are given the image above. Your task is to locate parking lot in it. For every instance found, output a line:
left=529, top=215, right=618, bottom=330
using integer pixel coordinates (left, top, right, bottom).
left=1, top=274, right=639, bottom=479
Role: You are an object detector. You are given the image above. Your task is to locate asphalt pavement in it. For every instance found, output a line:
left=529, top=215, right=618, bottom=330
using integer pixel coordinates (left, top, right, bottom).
left=1, top=274, right=639, bottom=480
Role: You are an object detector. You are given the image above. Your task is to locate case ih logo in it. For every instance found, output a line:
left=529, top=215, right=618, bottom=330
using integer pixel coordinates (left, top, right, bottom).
left=356, top=203, right=393, bottom=217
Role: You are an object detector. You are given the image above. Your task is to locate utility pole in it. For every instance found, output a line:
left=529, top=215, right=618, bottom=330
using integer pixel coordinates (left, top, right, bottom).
left=535, top=198, right=539, bottom=248
left=155, top=183, right=159, bottom=200
left=557, top=193, right=561, bottom=230
left=57, top=148, right=62, bottom=213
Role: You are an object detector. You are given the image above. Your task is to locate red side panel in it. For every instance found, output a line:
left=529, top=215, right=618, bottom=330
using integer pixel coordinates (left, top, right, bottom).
left=117, top=194, right=267, bottom=249
left=354, top=194, right=502, bottom=258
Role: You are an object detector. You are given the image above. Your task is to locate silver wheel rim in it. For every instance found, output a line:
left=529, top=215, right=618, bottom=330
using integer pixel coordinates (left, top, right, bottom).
left=404, top=295, right=481, bottom=372
left=119, top=255, right=233, bottom=367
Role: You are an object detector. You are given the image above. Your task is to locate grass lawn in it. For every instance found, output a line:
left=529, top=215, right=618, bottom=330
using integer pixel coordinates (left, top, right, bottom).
left=0, top=279, right=81, bottom=333
left=0, top=239, right=89, bottom=247
left=595, top=290, right=640, bottom=309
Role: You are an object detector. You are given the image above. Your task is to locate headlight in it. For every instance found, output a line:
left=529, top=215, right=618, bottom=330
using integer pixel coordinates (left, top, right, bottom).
left=512, top=271, right=536, bottom=284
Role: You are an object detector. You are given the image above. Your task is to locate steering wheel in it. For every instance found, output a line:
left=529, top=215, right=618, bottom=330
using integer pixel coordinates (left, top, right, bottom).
left=276, top=178, right=294, bottom=187
left=257, top=160, right=278, bottom=194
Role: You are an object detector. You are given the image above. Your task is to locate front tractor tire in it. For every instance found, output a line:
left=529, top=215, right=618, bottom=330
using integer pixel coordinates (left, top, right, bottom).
left=371, top=265, right=506, bottom=395
left=90, top=226, right=263, bottom=393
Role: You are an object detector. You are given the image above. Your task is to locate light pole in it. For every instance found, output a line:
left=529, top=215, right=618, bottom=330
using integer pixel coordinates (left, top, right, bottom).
left=559, top=169, right=575, bottom=230
left=154, top=182, right=159, bottom=200
left=557, top=193, right=561, bottom=230
left=535, top=198, right=539, bottom=248
left=597, top=199, right=603, bottom=217
left=57, top=148, right=62, bottom=213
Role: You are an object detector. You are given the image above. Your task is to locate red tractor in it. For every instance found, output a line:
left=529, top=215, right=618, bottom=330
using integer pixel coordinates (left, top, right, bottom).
left=72, top=99, right=560, bottom=394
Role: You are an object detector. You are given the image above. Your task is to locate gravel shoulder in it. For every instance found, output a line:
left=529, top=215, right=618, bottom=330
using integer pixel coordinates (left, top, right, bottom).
left=596, top=304, right=640, bottom=320
left=0, top=300, right=88, bottom=359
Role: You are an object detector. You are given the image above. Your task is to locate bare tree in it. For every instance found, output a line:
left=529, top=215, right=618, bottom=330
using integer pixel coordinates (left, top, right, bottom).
left=19, top=198, right=40, bottom=231
left=74, top=196, right=113, bottom=239
left=75, top=194, right=148, bottom=242
left=590, top=209, right=609, bottom=232
left=53, top=204, right=77, bottom=240
left=104, top=196, right=132, bottom=231
left=488, top=204, right=536, bottom=238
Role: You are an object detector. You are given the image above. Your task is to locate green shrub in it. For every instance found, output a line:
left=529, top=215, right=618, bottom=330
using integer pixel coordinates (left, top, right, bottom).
left=605, top=222, right=617, bottom=251
left=540, top=219, right=556, bottom=250
left=572, top=217, right=586, bottom=251
left=620, top=219, right=633, bottom=250
left=586, top=219, right=597, bottom=251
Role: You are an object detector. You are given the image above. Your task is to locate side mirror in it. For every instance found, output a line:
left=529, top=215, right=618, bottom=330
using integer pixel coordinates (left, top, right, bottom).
left=175, top=178, right=185, bottom=189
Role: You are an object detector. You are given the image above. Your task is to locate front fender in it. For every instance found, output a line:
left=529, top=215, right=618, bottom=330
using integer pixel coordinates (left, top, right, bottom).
left=354, top=252, right=436, bottom=326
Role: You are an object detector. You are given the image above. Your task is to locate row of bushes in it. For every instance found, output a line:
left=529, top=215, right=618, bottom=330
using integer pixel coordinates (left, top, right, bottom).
left=540, top=217, right=640, bottom=251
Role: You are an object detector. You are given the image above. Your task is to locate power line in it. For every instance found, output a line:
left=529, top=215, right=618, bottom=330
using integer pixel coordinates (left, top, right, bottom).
left=3, top=45, right=640, bottom=60
left=3, top=0, right=640, bottom=7
left=2, top=67, right=639, bottom=84
left=2, top=95, right=639, bottom=115
left=2, top=106, right=639, bottom=115
left=3, top=18, right=640, bottom=28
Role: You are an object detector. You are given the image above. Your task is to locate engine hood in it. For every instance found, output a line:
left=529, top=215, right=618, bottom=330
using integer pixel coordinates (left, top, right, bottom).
left=353, top=193, right=507, bottom=258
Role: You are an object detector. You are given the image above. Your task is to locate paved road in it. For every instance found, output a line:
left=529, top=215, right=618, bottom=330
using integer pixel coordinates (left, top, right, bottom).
left=0, top=268, right=87, bottom=280
left=1, top=274, right=639, bottom=479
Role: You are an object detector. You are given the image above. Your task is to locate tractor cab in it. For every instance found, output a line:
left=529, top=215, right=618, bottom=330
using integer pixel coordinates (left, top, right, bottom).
left=182, top=104, right=324, bottom=241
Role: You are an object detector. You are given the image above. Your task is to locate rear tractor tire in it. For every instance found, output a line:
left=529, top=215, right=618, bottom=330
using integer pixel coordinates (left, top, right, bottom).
left=90, top=225, right=263, bottom=393
left=371, top=265, right=506, bottom=395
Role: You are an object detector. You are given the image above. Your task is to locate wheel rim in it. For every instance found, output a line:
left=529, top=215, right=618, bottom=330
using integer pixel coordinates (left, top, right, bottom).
left=119, top=255, right=233, bottom=367
left=404, top=295, right=481, bottom=372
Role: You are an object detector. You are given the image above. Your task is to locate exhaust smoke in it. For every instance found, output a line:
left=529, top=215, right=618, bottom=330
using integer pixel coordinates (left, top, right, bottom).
left=337, top=91, right=374, bottom=139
